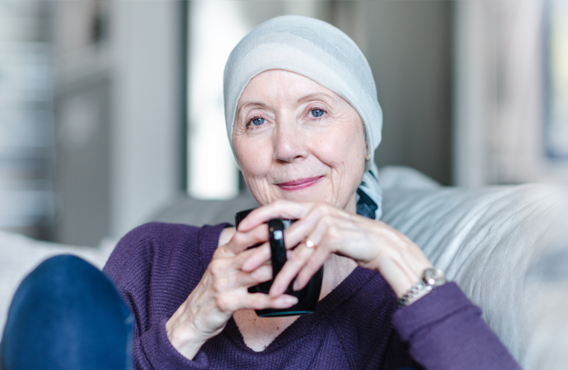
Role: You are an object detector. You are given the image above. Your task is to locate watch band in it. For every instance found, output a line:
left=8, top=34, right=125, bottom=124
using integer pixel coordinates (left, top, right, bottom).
left=397, top=267, right=446, bottom=308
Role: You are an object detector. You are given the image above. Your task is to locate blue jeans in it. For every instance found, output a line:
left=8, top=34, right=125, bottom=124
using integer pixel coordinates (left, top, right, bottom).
left=0, top=255, right=132, bottom=370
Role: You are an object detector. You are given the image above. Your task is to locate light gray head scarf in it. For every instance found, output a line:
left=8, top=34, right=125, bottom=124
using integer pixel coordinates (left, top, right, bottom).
left=223, top=15, right=383, bottom=220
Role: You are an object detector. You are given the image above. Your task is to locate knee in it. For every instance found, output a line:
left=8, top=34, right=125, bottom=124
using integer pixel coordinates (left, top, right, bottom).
left=28, top=254, right=98, bottom=284
left=11, top=254, right=129, bottom=320
left=1, top=255, right=132, bottom=369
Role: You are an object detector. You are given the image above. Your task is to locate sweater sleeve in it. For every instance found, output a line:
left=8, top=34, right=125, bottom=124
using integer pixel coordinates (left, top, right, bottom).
left=132, top=318, right=209, bottom=369
left=103, top=222, right=218, bottom=370
left=391, top=282, right=521, bottom=370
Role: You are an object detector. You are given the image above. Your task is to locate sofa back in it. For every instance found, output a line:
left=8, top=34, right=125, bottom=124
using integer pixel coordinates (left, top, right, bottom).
left=382, top=184, right=568, bottom=369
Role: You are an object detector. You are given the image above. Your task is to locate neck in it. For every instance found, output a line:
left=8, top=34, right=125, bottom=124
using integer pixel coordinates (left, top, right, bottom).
left=320, top=254, right=357, bottom=300
left=343, top=190, right=358, bottom=215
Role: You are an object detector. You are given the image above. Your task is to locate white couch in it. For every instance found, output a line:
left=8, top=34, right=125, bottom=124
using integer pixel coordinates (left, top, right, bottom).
left=1, top=167, right=567, bottom=369
left=382, top=182, right=568, bottom=369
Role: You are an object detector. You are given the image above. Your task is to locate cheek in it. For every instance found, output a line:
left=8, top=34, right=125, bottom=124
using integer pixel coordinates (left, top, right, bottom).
left=311, top=126, right=366, bottom=169
left=234, top=138, right=273, bottom=179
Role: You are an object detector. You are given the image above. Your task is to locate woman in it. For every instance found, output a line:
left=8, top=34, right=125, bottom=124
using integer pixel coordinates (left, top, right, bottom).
left=102, top=15, right=520, bottom=369
left=0, top=15, right=519, bottom=370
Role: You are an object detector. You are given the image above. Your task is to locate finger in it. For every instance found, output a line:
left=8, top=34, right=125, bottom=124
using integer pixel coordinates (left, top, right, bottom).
left=242, top=293, right=299, bottom=311
left=286, top=217, right=345, bottom=291
left=221, top=242, right=265, bottom=271
left=239, top=262, right=273, bottom=287
left=237, top=200, right=310, bottom=232
left=211, top=245, right=267, bottom=280
left=214, top=263, right=273, bottom=292
left=294, top=244, right=332, bottom=291
left=224, top=223, right=269, bottom=255
left=241, top=214, right=327, bottom=274
left=282, top=206, right=341, bottom=250
left=281, top=208, right=336, bottom=254
left=241, top=242, right=271, bottom=272
left=217, top=291, right=298, bottom=313
left=265, top=212, right=333, bottom=296
left=269, top=242, right=316, bottom=296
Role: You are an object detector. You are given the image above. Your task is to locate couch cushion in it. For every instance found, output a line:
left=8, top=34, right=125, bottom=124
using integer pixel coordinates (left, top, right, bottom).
left=151, top=193, right=259, bottom=226
left=381, top=184, right=568, bottom=368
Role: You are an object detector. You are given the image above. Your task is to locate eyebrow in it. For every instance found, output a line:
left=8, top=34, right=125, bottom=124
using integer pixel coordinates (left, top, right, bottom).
left=236, top=92, right=335, bottom=119
left=296, top=92, right=335, bottom=104
left=236, top=101, right=267, bottom=119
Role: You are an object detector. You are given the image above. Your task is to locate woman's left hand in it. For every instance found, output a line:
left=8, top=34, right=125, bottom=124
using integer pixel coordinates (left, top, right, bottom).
left=237, top=200, right=433, bottom=298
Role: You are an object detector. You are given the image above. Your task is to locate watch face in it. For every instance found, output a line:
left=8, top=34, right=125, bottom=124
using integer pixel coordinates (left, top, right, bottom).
left=423, top=268, right=447, bottom=287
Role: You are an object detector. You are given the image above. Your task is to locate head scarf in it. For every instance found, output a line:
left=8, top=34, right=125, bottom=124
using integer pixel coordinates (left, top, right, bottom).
left=223, top=15, right=383, bottom=220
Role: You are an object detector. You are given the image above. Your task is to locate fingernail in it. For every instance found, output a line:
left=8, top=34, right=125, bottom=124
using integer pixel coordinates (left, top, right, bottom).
left=293, top=280, right=299, bottom=291
left=282, top=296, right=298, bottom=305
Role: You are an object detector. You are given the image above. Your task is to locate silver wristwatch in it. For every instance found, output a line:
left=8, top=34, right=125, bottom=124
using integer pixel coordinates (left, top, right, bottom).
left=397, top=268, right=447, bottom=308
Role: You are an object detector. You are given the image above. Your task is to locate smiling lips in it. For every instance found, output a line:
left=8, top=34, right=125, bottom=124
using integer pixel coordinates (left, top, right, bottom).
left=276, top=176, right=323, bottom=191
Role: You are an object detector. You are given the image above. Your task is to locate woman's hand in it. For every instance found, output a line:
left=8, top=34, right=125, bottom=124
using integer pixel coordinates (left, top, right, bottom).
left=165, top=224, right=298, bottom=360
left=238, top=200, right=433, bottom=299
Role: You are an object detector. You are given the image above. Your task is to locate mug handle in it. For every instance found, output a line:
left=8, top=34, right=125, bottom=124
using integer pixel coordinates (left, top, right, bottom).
left=267, top=219, right=288, bottom=280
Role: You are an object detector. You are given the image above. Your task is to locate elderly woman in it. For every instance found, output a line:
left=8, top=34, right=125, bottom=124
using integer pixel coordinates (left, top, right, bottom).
left=100, top=16, right=521, bottom=369
left=0, top=15, right=519, bottom=370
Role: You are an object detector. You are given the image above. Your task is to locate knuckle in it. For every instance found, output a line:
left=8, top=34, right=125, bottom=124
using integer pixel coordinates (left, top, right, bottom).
left=212, top=279, right=226, bottom=293
left=320, top=214, right=334, bottom=227
left=316, top=202, right=332, bottom=214
left=209, top=260, right=225, bottom=276
left=305, top=257, right=320, bottom=271
left=215, top=294, right=233, bottom=312
left=326, top=225, right=341, bottom=239
left=253, top=225, right=267, bottom=241
left=232, top=231, right=245, bottom=245
left=250, top=294, right=265, bottom=309
left=272, top=199, right=286, bottom=211
left=252, top=265, right=270, bottom=281
left=290, top=250, right=306, bottom=264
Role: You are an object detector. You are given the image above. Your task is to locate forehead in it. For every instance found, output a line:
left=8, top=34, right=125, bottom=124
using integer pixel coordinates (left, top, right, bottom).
left=237, top=69, right=341, bottom=107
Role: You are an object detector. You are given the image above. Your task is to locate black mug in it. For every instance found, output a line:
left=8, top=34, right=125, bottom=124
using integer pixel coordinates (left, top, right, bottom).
left=235, top=209, right=323, bottom=317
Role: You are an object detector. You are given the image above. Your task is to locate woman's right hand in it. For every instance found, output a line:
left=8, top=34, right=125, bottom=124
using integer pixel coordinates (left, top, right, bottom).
left=165, top=224, right=299, bottom=360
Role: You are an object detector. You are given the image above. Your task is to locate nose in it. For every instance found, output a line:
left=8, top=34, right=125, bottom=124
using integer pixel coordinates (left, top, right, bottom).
left=273, top=114, right=308, bottom=163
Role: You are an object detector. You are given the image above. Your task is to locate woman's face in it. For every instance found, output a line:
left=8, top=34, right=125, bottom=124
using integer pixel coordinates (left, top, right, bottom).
left=232, top=70, right=367, bottom=212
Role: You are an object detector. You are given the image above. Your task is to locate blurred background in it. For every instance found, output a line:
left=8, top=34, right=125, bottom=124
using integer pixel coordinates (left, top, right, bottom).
left=0, top=0, right=566, bottom=247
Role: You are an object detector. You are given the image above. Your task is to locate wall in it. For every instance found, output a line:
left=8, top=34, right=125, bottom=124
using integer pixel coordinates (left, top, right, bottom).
left=0, top=1, right=55, bottom=239
left=52, top=1, right=183, bottom=245
left=110, top=1, right=183, bottom=239
left=361, top=1, right=454, bottom=185
left=454, top=0, right=568, bottom=186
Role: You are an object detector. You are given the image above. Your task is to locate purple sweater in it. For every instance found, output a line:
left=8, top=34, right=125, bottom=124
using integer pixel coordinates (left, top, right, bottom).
left=103, top=222, right=520, bottom=370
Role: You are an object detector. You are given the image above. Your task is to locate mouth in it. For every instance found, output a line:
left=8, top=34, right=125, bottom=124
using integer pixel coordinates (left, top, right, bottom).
left=276, top=176, right=324, bottom=191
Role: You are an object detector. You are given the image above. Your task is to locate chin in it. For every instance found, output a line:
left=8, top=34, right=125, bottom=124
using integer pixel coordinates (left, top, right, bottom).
left=277, top=189, right=337, bottom=206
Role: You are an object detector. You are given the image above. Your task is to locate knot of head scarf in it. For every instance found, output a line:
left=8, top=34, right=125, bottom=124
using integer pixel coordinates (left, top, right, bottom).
left=223, top=15, right=383, bottom=220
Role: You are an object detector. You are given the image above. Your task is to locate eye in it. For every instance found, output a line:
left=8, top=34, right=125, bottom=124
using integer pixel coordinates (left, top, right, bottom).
left=250, top=117, right=265, bottom=126
left=311, top=109, right=325, bottom=118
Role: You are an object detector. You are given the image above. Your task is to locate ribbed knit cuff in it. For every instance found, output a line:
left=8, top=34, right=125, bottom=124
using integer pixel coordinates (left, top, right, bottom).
left=392, top=282, right=480, bottom=342
left=139, top=317, right=210, bottom=369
